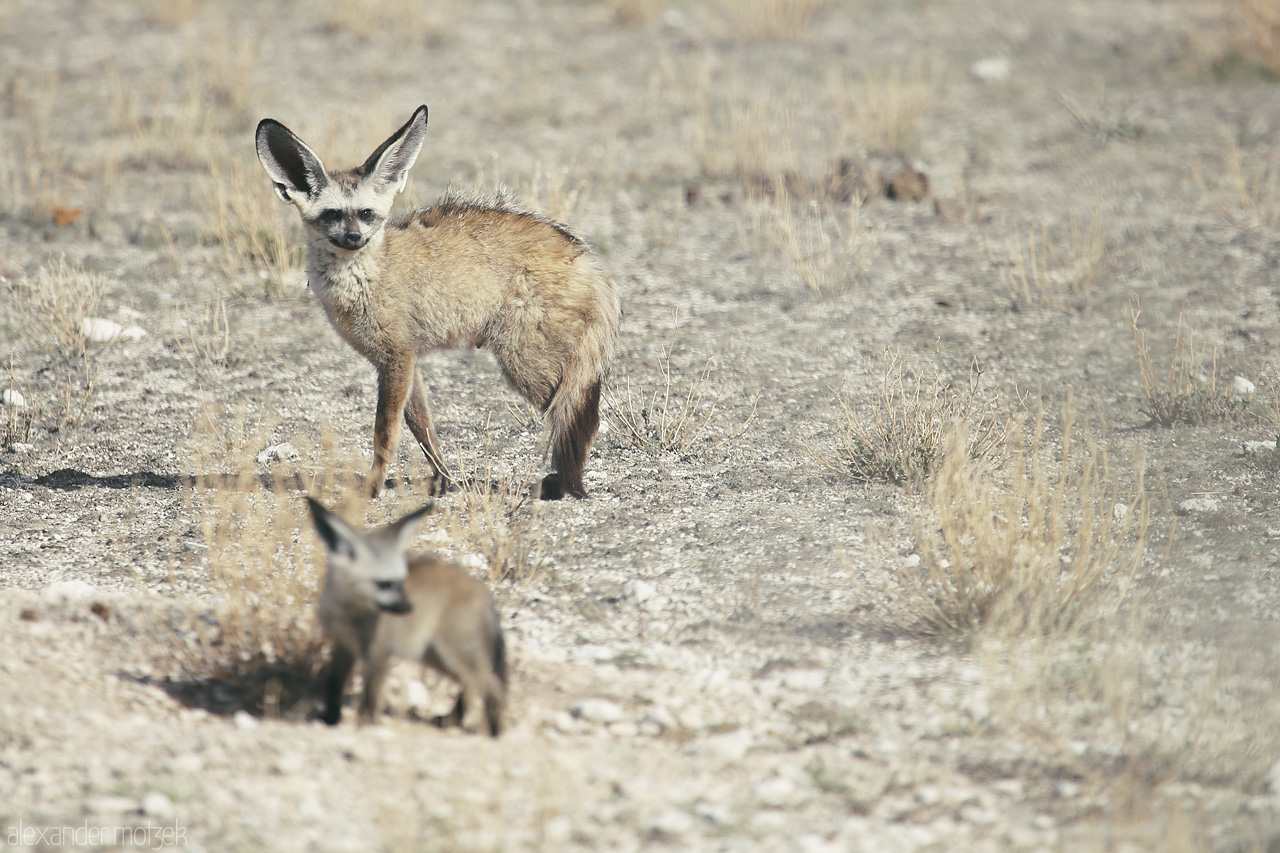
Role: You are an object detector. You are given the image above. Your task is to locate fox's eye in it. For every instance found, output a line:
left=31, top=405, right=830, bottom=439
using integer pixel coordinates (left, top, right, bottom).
left=374, top=580, right=398, bottom=592
left=318, top=209, right=342, bottom=223
left=358, top=209, right=378, bottom=223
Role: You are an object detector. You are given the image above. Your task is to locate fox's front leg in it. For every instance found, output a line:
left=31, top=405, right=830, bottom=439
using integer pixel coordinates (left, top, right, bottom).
left=370, top=357, right=415, bottom=498
left=404, top=369, right=455, bottom=492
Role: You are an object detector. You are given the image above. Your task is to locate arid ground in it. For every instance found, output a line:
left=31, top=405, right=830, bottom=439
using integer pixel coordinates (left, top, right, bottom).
left=3, top=0, right=1280, bottom=850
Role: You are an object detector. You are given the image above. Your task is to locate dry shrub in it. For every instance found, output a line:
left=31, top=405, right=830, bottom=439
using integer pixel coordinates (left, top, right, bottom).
left=323, top=0, right=454, bottom=43
left=880, top=406, right=1151, bottom=640
left=1195, top=141, right=1280, bottom=250
left=168, top=293, right=237, bottom=368
left=200, top=144, right=304, bottom=298
left=985, top=206, right=1108, bottom=312
left=1217, top=0, right=1280, bottom=77
left=607, top=329, right=757, bottom=456
left=694, top=94, right=795, bottom=184
left=442, top=439, right=551, bottom=587
left=608, top=0, right=670, bottom=27
left=108, top=23, right=260, bottom=169
left=834, top=59, right=944, bottom=153
left=769, top=193, right=874, bottom=297
left=168, top=411, right=374, bottom=716
left=1130, top=301, right=1249, bottom=426
left=715, top=0, right=830, bottom=42
left=6, top=258, right=112, bottom=436
left=0, top=72, right=79, bottom=218
left=817, top=350, right=1013, bottom=486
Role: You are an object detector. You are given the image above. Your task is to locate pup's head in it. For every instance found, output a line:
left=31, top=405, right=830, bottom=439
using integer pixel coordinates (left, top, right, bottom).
left=306, top=497, right=433, bottom=615
left=256, top=106, right=428, bottom=253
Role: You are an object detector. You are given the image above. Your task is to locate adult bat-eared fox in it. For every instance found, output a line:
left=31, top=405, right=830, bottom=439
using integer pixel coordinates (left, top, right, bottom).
left=257, top=106, right=619, bottom=499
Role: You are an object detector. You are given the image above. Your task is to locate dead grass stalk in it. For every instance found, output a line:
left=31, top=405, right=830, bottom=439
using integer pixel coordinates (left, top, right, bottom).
left=1130, top=301, right=1248, bottom=426
left=985, top=206, right=1108, bottom=311
left=816, top=350, right=1014, bottom=486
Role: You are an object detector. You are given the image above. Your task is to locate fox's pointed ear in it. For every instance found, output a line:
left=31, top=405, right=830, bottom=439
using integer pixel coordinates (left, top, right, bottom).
left=387, top=501, right=434, bottom=553
left=359, top=105, right=428, bottom=196
left=306, top=496, right=359, bottom=561
left=257, top=119, right=330, bottom=205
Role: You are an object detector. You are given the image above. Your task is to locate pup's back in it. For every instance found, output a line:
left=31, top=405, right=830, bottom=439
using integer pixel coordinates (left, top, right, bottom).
left=378, top=555, right=507, bottom=736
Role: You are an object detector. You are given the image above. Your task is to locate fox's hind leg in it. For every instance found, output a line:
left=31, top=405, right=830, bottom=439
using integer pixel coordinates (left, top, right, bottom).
left=540, top=379, right=601, bottom=500
left=404, top=369, right=454, bottom=494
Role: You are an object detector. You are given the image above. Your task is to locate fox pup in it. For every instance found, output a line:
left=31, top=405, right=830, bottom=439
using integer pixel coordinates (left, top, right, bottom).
left=257, top=106, right=620, bottom=499
left=307, top=497, right=507, bottom=737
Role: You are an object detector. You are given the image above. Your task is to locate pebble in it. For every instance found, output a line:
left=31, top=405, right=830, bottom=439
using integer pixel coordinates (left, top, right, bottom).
left=8, top=442, right=34, bottom=454
left=1231, top=376, right=1256, bottom=399
left=1, top=389, right=24, bottom=408
left=1177, top=497, right=1220, bottom=515
left=81, top=317, right=146, bottom=342
left=256, top=443, right=299, bottom=464
left=141, top=791, right=175, bottom=819
left=756, top=775, right=801, bottom=807
left=781, top=669, right=825, bottom=691
left=40, top=579, right=101, bottom=603
left=640, top=705, right=677, bottom=732
left=970, top=57, right=1011, bottom=83
left=572, top=698, right=626, bottom=724
left=691, top=728, right=753, bottom=764
left=914, top=785, right=942, bottom=806
left=1244, top=440, right=1279, bottom=454
left=233, top=710, right=259, bottom=730
left=621, top=579, right=656, bottom=604
left=647, top=809, right=694, bottom=839
left=86, top=795, right=137, bottom=814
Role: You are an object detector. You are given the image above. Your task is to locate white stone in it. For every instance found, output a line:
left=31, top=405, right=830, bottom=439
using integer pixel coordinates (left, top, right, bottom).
left=256, top=442, right=299, bottom=464
left=457, top=553, right=488, bottom=572
left=233, top=710, right=259, bottom=730
left=82, top=317, right=124, bottom=342
left=274, top=752, right=305, bottom=775
left=87, top=796, right=137, bottom=814
left=1113, top=503, right=1128, bottom=522
left=1053, top=780, right=1081, bottom=798
left=120, top=324, right=146, bottom=341
left=405, top=680, right=430, bottom=711
left=40, top=579, right=100, bottom=603
left=9, top=442, right=33, bottom=454
left=914, top=785, right=942, bottom=806
left=694, top=801, right=732, bottom=825
left=141, top=791, right=174, bottom=819
left=755, top=775, right=800, bottom=807
left=902, top=553, right=921, bottom=568
left=1, top=389, right=24, bottom=408
left=970, top=57, right=1011, bottom=83
left=692, top=728, right=753, bottom=764
left=596, top=419, right=611, bottom=436
left=621, top=579, right=656, bottom=603
left=641, top=705, right=677, bottom=732
left=781, top=669, right=826, bottom=691
left=572, top=698, right=625, bottom=724
left=544, top=816, right=573, bottom=844
left=567, top=644, right=614, bottom=663
left=1244, top=440, right=1280, bottom=454
left=1232, top=376, right=1256, bottom=399
left=1177, top=497, right=1220, bottom=515
left=647, top=809, right=694, bottom=839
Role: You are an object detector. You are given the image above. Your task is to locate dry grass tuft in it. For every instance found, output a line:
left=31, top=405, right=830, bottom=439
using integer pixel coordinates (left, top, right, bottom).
left=0, top=72, right=80, bottom=218
left=5, top=258, right=114, bottom=436
left=1216, top=0, right=1280, bottom=77
left=1130, top=301, right=1249, bottom=426
left=1195, top=141, right=1280, bottom=253
left=769, top=193, right=874, bottom=298
left=985, top=206, right=1109, bottom=312
left=200, top=145, right=304, bottom=298
left=816, top=350, right=1014, bottom=486
left=167, top=411, right=372, bottom=717
left=716, top=0, right=830, bottom=42
left=608, top=0, right=670, bottom=27
left=443, top=442, right=551, bottom=587
left=168, top=293, right=238, bottom=368
left=834, top=60, right=944, bottom=153
left=880, top=405, right=1152, bottom=640
left=607, top=329, right=757, bottom=456
left=322, top=0, right=454, bottom=43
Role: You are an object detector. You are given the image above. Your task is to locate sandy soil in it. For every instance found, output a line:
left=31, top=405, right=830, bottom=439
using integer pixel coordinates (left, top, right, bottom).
left=2, top=0, right=1280, bottom=850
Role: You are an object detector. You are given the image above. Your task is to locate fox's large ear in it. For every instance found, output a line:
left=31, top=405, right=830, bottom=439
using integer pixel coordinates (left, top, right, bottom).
left=306, top=497, right=359, bottom=562
left=257, top=119, right=329, bottom=205
left=359, top=105, right=428, bottom=196
left=387, top=501, right=434, bottom=553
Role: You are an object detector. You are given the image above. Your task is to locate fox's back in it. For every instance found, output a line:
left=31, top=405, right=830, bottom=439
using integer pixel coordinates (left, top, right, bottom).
left=376, top=554, right=496, bottom=662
